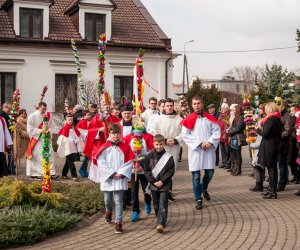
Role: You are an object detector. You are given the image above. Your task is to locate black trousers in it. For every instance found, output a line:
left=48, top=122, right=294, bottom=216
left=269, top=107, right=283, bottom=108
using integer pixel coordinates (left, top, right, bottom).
left=0, top=153, right=8, bottom=177
left=267, top=165, right=278, bottom=194
left=152, top=190, right=169, bottom=227
left=215, top=144, right=219, bottom=166
left=131, top=173, right=152, bottom=212
left=62, top=154, right=78, bottom=178
left=220, top=142, right=229, bottom=166
left=289, top=138, right=299, bottom=177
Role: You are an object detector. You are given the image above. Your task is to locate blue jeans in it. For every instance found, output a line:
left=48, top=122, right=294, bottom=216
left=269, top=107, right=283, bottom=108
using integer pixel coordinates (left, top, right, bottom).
left=79, top=155, right=89, bottom=177
left=104, top=190, right=124, bottom=223
left=192, top=169, right=215, bottom=201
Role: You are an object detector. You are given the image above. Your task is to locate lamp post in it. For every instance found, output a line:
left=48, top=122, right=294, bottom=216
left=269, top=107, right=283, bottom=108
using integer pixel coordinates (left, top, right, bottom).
left=182, top=40, right=194, bottom=93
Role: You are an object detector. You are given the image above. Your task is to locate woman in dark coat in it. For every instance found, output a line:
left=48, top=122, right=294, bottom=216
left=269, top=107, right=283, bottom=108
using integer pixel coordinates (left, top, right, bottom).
left=227, top=105, right=245, bottom=176
left=257, top=102, right=282, bottom=199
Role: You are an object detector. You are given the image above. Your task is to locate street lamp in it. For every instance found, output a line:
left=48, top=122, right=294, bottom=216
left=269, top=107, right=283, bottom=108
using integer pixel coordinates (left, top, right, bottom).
left=182, top=40, right=194, bottom=93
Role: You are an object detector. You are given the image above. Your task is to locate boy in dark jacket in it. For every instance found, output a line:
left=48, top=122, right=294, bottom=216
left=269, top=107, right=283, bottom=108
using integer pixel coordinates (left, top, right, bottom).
left=144, top=134, right=175, bottom=233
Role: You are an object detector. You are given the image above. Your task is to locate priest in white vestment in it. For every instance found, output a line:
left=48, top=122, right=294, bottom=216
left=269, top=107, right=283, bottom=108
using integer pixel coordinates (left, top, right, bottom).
left=181, top=96, right=220, bottom=210
left=0, top=116, right=13, bottom=176
left=26, top=102, right=56, bottom=178
left=141, top=97, right=158, bottom=126
left=151, top=98, right=183, bottom=201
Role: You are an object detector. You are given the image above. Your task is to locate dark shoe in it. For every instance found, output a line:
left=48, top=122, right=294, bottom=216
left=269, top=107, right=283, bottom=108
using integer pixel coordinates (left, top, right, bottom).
left=294, top=189, right=300, bottom=196
left=115, top=222, right=123, bottom=234
left=261, top=191, right=269, bottom=196
left=277, top=186, right=285, bottom=192
left=248, top=172, right=254, bottom=177
left=263, top=192, right=277, bottom=199
left=195, top=200, right=203, bottom=210
left=105, top=211, right=112, bottom=224
left=219, top=165, right=225, bottom=168
left=249, top=186, right=263, bottom=192
left=73, top=177, right=80, bottom=182
left=178, top=158, right=182, bottom=162
left=249, top=182, right=263, bottom=192
left=295, top=179, right=300, bottom=184
left=61, top=175, right=69, bottom=180
left=203, top=191, right=210, bottom=201
left=168, top=192, right=176, bottom=202
left=51, top=175, right=60, bottom=180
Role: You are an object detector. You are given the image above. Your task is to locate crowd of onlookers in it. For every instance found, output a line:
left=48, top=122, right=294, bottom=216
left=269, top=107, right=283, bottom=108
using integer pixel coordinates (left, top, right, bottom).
left=1, top=98, right=300, bottom=199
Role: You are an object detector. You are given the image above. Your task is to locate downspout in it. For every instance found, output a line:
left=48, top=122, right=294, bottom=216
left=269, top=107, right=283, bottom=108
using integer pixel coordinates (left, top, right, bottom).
left=165, top=49, right=172, bottom=99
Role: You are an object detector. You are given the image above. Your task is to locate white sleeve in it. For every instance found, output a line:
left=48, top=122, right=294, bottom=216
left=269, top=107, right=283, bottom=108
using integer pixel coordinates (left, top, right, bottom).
left=27, top=114, right=42, bottom=140
left=181, top=126, right=201, bottom=150
left=208, top=122, right=221, bottom=148
left=97, top=149, right=116, bottom=182
left=4, top=120, right=13, bottom=146
left=117, top=160, right=133, bottom=179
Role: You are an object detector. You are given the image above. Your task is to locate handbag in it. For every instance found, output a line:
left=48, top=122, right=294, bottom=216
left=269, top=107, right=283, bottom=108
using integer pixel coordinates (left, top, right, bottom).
left=237, top=133, right=247, bottom=146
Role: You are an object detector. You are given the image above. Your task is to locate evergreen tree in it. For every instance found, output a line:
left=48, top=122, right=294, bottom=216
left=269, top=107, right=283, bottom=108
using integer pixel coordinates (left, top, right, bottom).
left=261, top=64, right=294, bottom=101
left=185, top=78, right=221, bottom=111
left=251, top=80, right=269, bottom=104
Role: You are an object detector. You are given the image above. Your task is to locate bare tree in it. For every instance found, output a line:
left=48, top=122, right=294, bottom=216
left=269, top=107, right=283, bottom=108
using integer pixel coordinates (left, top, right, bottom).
left=224, top=65, right=263, bottom=81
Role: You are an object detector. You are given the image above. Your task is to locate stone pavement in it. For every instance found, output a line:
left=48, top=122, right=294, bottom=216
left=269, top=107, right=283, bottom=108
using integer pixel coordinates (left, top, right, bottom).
left=17, top=147, right=300, bottom=250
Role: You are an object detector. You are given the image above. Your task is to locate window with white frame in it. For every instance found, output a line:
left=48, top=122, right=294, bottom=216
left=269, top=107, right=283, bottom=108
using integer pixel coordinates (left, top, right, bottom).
left=20, top=8, right=43, bottom=38
left=85, top=13, right=106, bottom=41
left=0, top=73, right=16, bottom=105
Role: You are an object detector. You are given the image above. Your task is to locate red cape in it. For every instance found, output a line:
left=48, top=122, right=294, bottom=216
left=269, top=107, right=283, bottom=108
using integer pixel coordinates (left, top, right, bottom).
left=124, top=132, right=154, bottom=151
left=58, top=124, right=80, bottom=137
left=76, top=119, right=89, bottom=130
left=94, top=141, right=135, bottom=163
left=181, top=112, right=217, bottom=130
left=83, top=114, right=106, bottom=159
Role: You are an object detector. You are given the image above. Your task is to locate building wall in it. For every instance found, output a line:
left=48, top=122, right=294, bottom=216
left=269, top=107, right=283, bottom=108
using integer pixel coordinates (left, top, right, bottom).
left=0, top=45, right=172, bottom=113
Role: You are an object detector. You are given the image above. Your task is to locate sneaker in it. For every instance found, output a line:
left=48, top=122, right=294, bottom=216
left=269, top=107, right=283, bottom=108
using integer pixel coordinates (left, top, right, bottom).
left=156, top=224, right=164, bottom=233
left=105, top=211, right=112, bottom=224
left=61, top=175, right=69, bottom=180
left=195, top=200, right=203, bottom=210
left=130, top=211, right=139, bottom=222
left=168, top=192, right=176, bottom=202
left=73, top=177, right=80, bottom=182
left=203, top=191, right=210, bottom=201
left=145, top=202, right=151, bottom=215
left=51, top=175, right=60, bottom=180
left=115, top=222, right=123, bottom=234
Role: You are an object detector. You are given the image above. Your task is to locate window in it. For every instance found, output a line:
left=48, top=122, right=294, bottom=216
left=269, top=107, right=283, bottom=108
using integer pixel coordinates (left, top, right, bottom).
left=236, top=84, right=240, bottom=93
left=55, top=74, right=77, bottom=112
left=114, top=76, right=133, bottom=104
left=20, top=8, right=43, bottom=38
left=85, top=13, right=106, bottom=41
left=0, top=73, right=16, bottom=105
left=244, top=84, right=248, bottom=93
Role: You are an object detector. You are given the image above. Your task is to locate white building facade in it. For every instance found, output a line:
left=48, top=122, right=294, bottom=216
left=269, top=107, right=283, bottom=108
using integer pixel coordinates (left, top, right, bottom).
left=0, top=0, right=176, bottom=113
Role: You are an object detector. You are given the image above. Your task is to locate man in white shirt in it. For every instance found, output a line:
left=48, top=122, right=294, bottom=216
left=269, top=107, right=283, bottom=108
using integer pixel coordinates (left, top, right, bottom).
left=141, top=97, right=158, bottom=126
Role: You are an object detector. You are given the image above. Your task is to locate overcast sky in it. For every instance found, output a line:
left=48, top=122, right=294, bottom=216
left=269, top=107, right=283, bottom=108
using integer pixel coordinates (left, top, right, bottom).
left=141, top=0, right=300, bottom=83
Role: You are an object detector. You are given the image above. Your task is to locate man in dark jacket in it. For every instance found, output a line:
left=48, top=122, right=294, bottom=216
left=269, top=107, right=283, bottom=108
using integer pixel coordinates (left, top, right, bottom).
left=0, top=103, right=11, bottom=130
left=289, top=104, right=300, bottom=183
left=278, top=101, right=294, bottom=191
left=72, top=104, right=84, bottom=125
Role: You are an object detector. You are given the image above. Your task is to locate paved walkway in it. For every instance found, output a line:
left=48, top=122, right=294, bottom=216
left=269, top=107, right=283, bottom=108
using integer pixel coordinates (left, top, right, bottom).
left=18, top=147, right=300, bottom=250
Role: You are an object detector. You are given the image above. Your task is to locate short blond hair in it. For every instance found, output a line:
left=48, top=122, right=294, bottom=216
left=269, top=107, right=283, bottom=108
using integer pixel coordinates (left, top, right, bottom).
left=265, top=102, right=279, bottom=115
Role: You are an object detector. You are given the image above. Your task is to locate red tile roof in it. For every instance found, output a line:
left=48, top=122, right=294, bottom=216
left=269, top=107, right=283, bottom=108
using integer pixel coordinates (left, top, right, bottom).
left=0, top=0, right=170, bottom=49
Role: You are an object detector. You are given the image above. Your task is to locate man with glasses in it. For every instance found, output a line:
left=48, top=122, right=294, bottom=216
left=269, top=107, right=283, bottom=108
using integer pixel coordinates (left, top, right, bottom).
left=141, top=97, right=158, bottom=126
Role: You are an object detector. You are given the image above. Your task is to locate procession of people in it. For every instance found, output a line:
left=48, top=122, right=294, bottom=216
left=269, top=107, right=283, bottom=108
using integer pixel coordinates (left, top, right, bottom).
left=1, top=93, right=300, bottom=234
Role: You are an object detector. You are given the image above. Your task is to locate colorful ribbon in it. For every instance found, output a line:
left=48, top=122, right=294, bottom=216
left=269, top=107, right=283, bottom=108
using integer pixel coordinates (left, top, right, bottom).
left=71, top=39, right=87, bottom=109
left=9, top=89, right=20, bottom=131
left=41, top=115, right=51, bottom=193
left=98, top=34, right=106, bottom=107
left=133, top=49, right=145, bottom=115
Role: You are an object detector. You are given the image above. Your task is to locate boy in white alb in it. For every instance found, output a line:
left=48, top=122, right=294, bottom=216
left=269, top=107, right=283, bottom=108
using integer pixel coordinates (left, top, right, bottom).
left=57, top=114, right=84, bottom=181
left=95, top=124, right=134, bottom=234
